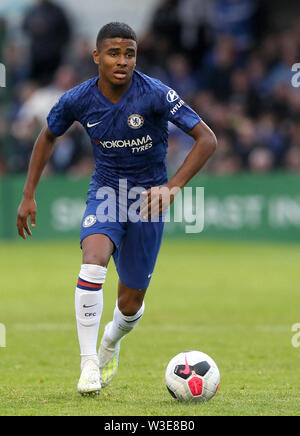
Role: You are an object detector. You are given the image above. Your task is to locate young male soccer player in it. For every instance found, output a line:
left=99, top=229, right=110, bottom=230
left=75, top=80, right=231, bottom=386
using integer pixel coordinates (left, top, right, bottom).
left=17, top=22, right=217, bottom=396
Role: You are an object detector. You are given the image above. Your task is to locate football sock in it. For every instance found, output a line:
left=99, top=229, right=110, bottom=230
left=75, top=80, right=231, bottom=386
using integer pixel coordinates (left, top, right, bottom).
left=105, top=301, right=145, bottom=346
left=75, top=264, right=107, bottom=369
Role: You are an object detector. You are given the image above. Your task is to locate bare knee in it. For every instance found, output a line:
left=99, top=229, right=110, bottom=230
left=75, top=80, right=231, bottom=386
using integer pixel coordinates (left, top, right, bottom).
left=118, top=293, right=145, bottom=316
left=82, top=234, right=114, bottom=267
left=82, top=253, right=108, bottom=267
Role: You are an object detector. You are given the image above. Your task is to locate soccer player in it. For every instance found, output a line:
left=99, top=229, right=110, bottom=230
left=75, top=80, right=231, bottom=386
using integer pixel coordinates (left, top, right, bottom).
left=17, top=22, right=217, bottom=396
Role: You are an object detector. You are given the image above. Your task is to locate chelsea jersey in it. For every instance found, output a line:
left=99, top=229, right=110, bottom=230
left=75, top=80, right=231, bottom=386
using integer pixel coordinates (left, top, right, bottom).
left=47, top=70, right=201, bottom=195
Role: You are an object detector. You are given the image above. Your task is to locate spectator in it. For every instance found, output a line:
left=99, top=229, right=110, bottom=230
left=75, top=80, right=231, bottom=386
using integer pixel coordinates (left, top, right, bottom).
left=264, top=31, right=299, bottom=94
left=208, top=133, right=242, bottom=174
left=3, top=42, right=29, bottom=91
left=255, top=112, right=287, bottom=165
left=50, top=123, right=93, bottom=174
left=1, top=0, right=300, bottom=176
left=165, top=53, right=197, bottom=99
left=17, top=65, right=76, bottom=125
left=0, top=16, right=7, bottom=59
left=150, top=0, right=181, bottom=55
left=8, top=115, right=41, bottom=172
left=247, top=54, right=269, bottom=101
left=6, top=65, right=76, bottom=172
left=23, top=0, right=71, bottom=85
left=201, top=36, right=238, bottom=101
left=234, top=119, right=259, bottom=168
left=248, top=147, right=274, bottom=173
left=230, top=68, right=260, bottom=116
left=285, top=146, right=300, bottom=172
left=68, top=38, right=98, bottom=83
left=176, top=0, right=213, bottom=65
left=211, top=0, right=267, bottom=51
left=0, top=115, right=7, bottom=175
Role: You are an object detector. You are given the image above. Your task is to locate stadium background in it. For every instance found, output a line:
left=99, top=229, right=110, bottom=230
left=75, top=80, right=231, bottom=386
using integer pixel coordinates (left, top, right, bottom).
left=0, top=0, right=299, bottom=242
left=0, top=0, right=300, bottom=417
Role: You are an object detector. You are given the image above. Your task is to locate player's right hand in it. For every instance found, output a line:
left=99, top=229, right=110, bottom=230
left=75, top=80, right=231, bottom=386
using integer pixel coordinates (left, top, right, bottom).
left=17, top=197, right=37, bottom=239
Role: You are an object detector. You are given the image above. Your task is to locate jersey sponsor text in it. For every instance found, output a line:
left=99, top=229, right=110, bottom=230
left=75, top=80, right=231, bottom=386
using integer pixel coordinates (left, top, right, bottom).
left=99, top=135, right=153, bottom=153
left=170, top=100, right=185, bottom=116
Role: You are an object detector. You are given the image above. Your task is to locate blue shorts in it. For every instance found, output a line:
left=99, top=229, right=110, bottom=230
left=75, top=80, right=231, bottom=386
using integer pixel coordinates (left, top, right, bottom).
left=80, top=197, right=165, bottom=290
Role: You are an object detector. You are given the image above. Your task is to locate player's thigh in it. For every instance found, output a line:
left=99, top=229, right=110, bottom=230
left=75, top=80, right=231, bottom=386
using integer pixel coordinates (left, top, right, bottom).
left=114, top=220, right=165, bottom=291
left=82, top=234, right=114, bottom=266
left=80, top=198, right=126, bottom=266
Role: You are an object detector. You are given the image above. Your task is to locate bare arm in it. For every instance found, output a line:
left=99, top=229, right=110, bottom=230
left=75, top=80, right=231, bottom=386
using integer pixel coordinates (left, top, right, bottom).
left=140, top=120, right=217, bottom=218
left=167, top=120, right=217, bottom=191
left=17, top=126, right=57, bottom=239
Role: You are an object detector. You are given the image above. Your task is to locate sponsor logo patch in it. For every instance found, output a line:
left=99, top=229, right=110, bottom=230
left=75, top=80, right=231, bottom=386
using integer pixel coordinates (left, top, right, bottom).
left=170, top=99, right=185, bottom=115
left=167, top=89, right=179, bottom=103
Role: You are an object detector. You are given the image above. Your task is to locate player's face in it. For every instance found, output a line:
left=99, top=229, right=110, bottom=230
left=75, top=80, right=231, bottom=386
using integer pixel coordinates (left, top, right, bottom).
left=94, top=38, right=137, bottom=86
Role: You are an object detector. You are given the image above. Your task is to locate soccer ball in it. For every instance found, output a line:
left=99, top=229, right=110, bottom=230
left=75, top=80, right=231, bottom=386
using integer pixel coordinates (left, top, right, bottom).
left=165, top=351, right=220, bottom=402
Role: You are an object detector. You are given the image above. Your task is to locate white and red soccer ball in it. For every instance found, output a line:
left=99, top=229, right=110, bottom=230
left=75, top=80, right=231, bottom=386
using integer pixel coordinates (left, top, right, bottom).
left=165, top=351, right=220, bottom=402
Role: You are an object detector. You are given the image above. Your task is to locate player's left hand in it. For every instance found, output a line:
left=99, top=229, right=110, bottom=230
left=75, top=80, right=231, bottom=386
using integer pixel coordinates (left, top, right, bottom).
left=140, top=184, right=180, bottom=220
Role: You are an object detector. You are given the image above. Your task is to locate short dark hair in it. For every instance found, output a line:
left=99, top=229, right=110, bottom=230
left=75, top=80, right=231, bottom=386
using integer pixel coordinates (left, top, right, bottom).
left=96, top=22, right=137, bottom=49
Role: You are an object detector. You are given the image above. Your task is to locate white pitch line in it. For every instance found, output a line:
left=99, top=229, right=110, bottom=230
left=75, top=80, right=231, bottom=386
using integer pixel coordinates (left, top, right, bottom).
left=142, top=324, right=290, bottom=333
left=11, top=323, right=74, bottom=331
left=9, top=323, right=291, bottom=333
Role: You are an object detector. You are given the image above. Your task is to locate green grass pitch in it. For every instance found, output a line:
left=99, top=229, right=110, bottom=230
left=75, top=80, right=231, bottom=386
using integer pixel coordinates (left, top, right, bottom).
left=0, top=239, right=299, bottom=416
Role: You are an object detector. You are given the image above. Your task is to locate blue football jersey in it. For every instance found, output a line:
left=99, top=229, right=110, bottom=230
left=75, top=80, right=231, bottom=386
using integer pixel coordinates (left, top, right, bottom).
left=47, top=70, right=201, bottom=194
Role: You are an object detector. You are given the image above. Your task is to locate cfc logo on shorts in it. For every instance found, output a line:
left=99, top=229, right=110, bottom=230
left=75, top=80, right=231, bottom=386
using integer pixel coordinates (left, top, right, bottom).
left=127, top=114, right=144, bottom=129
left=83, top=215, right=97, bottom=228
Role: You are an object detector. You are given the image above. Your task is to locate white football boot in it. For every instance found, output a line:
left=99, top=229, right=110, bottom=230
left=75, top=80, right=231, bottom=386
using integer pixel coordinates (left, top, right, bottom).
left=98, top=322, right=121, bottom=388
left=77, top=360, right=101, bottom=396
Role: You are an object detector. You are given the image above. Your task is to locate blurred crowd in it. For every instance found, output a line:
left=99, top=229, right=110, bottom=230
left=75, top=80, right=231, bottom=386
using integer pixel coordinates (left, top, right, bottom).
left=0, top=0, right=300, bottom=177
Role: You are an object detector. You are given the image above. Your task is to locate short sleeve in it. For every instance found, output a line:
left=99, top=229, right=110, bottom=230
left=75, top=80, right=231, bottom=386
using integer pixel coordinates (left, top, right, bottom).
left=158, top=85, right=201, bottom=133
left=47, top=91, right=75, bottom=136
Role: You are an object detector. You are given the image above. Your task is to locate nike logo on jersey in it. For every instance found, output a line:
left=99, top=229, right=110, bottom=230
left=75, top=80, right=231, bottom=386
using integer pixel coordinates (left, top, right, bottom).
left=83, top=304, right=98, bottom=308
left=87, top=121, right=102, bottom=128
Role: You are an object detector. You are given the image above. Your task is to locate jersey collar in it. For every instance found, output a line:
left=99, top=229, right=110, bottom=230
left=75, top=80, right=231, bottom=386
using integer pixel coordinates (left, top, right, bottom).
left=93, top=72, right=136, bottom=107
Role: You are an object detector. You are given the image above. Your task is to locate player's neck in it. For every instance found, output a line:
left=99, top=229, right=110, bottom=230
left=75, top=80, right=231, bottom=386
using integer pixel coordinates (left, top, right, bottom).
left=98, top=78, right=132, bottom=104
